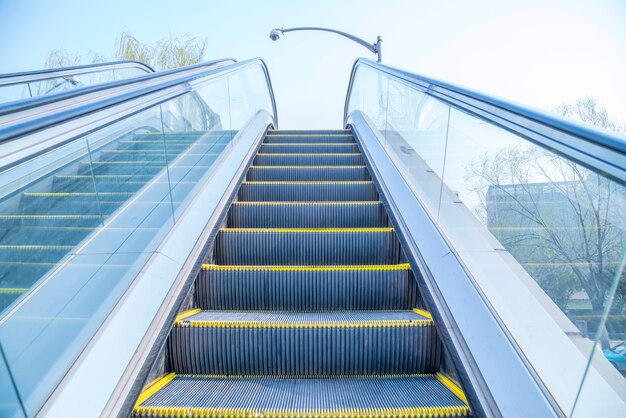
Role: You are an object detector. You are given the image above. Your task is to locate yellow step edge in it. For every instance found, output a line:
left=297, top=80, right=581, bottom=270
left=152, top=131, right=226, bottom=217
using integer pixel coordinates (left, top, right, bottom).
left=135, top=372, right=176, bottom=406
left=262, top=143, right=356, bottom=146
left=256, top=153, right=361, bottom=156
left=174, top=373, right=431, bottom=379
left=249, top=165, right=366, bottom=169
left=24, top=192, right=133, bottom=197
left=133, top=405, right=471, bottom=418
left=0, top=245, right=74, bottom=250
left=436, top=373, right=468, bottom=404
left=178, top=319, right=434, bottom=329
left=202, top=264, right=410, bottom=272
left=175, top=309, right=201, bottom=323
left=0, top=215, right=101, bottom=219
left=231, top=201, right=382, bottom=206
left=0, top=288, right=27, bottom=294
left=243, top=181, right=372, bottom=184
left=412, top=308, right=433, bottom=320
left=266, top=133, right=352, bottom=136
left=219, top=228, right=394, bottom=233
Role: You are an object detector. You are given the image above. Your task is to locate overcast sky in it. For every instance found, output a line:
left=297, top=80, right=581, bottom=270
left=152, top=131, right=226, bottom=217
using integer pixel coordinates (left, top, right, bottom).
left=0, top=0, right=624, bottom=129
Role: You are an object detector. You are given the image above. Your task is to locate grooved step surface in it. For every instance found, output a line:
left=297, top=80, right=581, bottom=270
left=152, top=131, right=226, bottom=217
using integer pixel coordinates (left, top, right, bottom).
left=134, top=375, right=470, bottom=418
left=238, top=182, right=378, bottom=202
left=214, top=229, right=402, bottom=265
left=197, top=264, right=420, bottom=310
left=228, top=202, right=388, bottom=228
left=247, top=166, right=370, bottom=181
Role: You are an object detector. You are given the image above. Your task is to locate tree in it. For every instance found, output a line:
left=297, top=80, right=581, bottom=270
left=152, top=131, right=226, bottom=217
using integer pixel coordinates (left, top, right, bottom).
left=45, top=31, right=208, bottom=71
left=466, top=98, right=625, bottom=321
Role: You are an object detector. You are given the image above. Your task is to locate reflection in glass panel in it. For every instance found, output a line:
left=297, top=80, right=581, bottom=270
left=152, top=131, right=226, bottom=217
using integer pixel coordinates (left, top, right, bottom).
left=0, top=344, right=26, bottom=418
left=346, top=63, right=626, bottom=401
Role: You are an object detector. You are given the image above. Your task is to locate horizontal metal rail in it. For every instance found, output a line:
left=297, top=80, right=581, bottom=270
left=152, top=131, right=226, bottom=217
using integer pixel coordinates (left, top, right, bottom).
left=0, top=58, right=277, bottom=152
left=0, top=58, right=236, bottom=117
left=0, top=60, right=155, bottom=86
left=344, top=58, right=626, bottom=186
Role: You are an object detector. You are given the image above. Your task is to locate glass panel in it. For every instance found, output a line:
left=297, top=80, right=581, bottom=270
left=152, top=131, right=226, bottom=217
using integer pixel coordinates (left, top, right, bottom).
left=347, top=62, right=626, bottom=408
left=0, top=343, right=26, bottom=418
left=0, top=61, right=274, bottom=416
left=0, top=84, right=31, bottom=103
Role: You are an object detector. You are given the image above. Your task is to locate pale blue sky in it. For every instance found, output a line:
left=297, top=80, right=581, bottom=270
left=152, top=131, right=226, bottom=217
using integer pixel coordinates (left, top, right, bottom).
left=0, top=0, right=624, bottom=128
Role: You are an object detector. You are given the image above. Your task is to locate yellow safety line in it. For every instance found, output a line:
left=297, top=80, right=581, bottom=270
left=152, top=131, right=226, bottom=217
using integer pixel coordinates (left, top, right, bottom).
left=220, top=228, right=393, bottom=233
left=0, top=215, right=101, bottom=219
left=243, top=181, right=372, bottom=184
left=0, top=245, right=74, bottom=250
left=256, top=153, right=361, bottom=156
left=0, top=288, right=27, bottom=294
left=231, top=201, right=381, bottom=206
left=262, top=143, right=356, bottom=146
left=133, top=405, right=470, bottom=417
left=24, top=192, right=133, bottom=197
left=266, top=134, right=351, bottom=136
left=249, top=165, right=365, bottom=169
left=436, top=373, right=468, bottom=404
left=135, top=372, right=176, bottom=406
left=176, top=373, right=431, bottom=379
left=202, top=264, right=410, bottom=271
left=175, top=309, right=201, bottom=323
left=179, top=318, right=433, bottom=329
left=412, top=308, right=433, bottom=320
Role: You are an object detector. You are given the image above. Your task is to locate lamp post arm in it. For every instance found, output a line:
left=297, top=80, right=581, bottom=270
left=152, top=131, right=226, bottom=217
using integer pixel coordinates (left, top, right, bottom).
left=278, top=27, right=382, bottom=61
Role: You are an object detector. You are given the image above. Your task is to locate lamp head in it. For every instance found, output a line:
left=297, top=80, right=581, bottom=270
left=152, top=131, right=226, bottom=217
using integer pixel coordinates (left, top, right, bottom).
left=269, top=29, right=282, bottom=41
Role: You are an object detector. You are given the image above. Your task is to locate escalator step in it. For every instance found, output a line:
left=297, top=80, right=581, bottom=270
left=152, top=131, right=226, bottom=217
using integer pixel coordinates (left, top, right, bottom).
left=238, top=181, right=378, bottom=202
left=247, top=166, right=370, bottom=181
left=227, top=202, right=388, bottom=228
left=169, top=309, right=439, bottom=375
left=133, top=374, right=469, bottom=418
left=254, top=153, right=363, bottom=166
left=197, top=264, right=421, bottom=310
left=264, top=135, right=355, bottom=144
left=259, top=143, right=360, bottom=153
left=214, top=228, right=402, bottom=265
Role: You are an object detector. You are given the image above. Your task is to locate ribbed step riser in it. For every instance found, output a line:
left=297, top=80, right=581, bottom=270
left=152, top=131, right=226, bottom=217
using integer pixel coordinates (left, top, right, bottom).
left=0, top=229, right=88, bottom=245
left=0, top=217, right=100, bottom=228
left=169, top=326, right=440, bottom=376
left=77, top=155, right=219, bottom=175
left=197, top=268, right=421, bottom=310
left=0, top=264, right=52, bottom=286
left=215, top=231, right=402, bottom=265
left=227, top=204, right=388, bottom=228
left=134, top=376, right=469, bottom=418
left=259, top=144, right=359, bottom=153
left=96, top=145, right=226, bottom=161
left=269, top=129, right=351, bottom=135
left=247, top=167, right=369, bottom=181
left=114, top=140, right=227, bottom=152
left=0, top=249, right=68, bottom=264
left=254, top=154, right=363, bottom=166
left=238, top=183, right=378, bottom=202
left=52, top=179, right=146, bottom=194
left=264, top=135, right=354, bottom=144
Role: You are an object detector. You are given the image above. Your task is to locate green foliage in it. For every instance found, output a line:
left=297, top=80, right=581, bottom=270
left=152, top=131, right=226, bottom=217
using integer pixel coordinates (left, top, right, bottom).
left=44, top=31, right=208, bottom=70
left=115, top=31, right=207, bottom=70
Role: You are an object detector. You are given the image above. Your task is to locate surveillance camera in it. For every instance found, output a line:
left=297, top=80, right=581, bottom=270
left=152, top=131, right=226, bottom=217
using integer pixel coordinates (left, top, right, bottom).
left=269, top=29, right=281, bottom=41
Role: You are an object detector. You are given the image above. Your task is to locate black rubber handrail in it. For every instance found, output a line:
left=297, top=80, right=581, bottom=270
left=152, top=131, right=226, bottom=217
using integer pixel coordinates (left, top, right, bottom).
left=0, top=60, right=155, bottom=87
left=344, top=58, right=626, bottom=185
left=0, top=58, right=236, bottom=117
left=0, top=58, right=276, bottom=148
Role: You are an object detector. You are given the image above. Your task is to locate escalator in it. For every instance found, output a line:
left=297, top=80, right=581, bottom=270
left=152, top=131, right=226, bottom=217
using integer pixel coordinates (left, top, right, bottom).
left=0, top=130, right=232, bottom=311
left=132, top=130, right=471, bottom=418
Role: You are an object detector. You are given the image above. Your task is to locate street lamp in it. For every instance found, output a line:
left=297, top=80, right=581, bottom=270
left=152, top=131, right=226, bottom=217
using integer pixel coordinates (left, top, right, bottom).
left=269, top=27, right=382, bottom=62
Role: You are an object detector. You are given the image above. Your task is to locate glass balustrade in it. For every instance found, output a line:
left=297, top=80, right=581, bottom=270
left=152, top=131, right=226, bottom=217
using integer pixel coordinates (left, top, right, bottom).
left=0, top=61, right=274, bottom=417
left=346, top=63, right=626, bottom=415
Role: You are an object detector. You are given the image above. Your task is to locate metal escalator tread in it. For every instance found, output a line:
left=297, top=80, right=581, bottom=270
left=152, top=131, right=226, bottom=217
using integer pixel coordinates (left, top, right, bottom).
left=132, top=130, right=470, bottom=417
left=134, top=375, right=470, bottom=418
